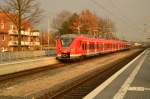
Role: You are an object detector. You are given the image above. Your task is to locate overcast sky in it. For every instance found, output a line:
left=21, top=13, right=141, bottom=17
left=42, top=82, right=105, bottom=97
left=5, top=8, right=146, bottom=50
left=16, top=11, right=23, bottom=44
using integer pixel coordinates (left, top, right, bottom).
left=38, top=0, right=150, bottom=42
left=1, top=0, right=150, bottom=42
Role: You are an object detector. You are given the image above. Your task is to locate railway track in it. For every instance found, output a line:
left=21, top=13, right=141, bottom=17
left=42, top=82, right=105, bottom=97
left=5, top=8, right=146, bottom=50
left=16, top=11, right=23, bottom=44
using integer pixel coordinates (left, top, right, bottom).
left=50, top=50, right=143, bottom=99
left=0, top=50, right=123, bottom=82
left=0, top=63, right=66, bottom=82
left=0, top=49, right=143, bottom=99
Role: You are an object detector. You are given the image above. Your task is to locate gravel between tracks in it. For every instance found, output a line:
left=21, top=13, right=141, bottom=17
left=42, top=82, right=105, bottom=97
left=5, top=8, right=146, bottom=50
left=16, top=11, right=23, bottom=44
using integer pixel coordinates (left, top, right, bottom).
left=0, top=49, right=143, bottom=98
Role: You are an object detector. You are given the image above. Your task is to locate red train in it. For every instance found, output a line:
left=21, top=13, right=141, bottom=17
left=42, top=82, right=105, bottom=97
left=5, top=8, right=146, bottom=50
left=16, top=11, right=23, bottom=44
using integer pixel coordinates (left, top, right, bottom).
left=56, top=34, right=131, bottom=61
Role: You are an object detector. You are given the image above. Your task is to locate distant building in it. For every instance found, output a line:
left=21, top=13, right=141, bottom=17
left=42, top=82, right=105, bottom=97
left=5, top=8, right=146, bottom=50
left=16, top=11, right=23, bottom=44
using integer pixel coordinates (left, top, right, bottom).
left=0, top=13, right=40, bottom=52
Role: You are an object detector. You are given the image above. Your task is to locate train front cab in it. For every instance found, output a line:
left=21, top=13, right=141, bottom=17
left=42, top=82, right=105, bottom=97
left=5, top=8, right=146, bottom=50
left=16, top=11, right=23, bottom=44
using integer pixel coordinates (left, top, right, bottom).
left=56, top=34, right=80, bottom=60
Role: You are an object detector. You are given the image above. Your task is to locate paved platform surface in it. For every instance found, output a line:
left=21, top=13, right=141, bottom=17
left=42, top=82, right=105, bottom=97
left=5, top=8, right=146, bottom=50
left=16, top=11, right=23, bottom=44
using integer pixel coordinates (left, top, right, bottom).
left=0, top=56, right=58, bottom=76
left=84, top=48, right=150, bottom=99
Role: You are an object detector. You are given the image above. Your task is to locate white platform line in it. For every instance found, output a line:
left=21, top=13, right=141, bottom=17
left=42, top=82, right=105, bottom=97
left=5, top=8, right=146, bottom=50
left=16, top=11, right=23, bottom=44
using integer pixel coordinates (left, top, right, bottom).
left=128, top=87, right=150, bottom=91
left=113, top=50, right=149, bottom=99
left=83, top=49, right=148, bottom=99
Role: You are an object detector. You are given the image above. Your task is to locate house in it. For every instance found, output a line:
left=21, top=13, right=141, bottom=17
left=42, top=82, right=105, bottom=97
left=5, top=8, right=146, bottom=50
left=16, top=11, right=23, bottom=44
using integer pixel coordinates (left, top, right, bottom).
left=0, top=12, right=40, bottom=52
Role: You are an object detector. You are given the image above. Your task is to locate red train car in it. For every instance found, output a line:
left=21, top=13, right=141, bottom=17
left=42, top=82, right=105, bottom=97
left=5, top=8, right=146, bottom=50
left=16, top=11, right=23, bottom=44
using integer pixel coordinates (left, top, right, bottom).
left=56, top=34, right=130, bottom=60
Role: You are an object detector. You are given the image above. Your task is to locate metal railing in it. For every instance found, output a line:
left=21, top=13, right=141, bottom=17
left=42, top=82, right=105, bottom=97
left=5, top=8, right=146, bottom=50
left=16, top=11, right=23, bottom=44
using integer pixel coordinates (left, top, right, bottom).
left=0, top=50, right=56, bottom=63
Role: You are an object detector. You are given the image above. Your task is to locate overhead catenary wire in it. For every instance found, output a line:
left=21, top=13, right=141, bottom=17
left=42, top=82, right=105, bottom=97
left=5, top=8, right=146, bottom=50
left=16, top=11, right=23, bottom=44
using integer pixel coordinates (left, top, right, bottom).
left=90, top=0, right=143, bottom=33
left=109, top=0, right=143, bottom=32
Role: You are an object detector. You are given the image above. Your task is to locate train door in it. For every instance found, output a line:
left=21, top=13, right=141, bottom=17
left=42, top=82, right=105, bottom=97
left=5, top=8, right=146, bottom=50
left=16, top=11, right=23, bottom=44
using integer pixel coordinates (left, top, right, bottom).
left=91, top=42, right=95, bottom=54
left=102, top=40, right=105, bottom=53
left=97, top=42, right=99, bottom=53
left=98, top=41, right=103, bottom=53
left=109, top=41, right=112, bottom=52
left=108, top=42, right=111, bottom=52
left=113, top=42, right=115, bottom=51
left=95, top=42, right=97, bottom=54
left=87, top=41, right=90, bottom=55
left=118, top=43, right=120, bottom=50
left=105, top=42, right=108, bottom=52
left=81, top=41, right=87, bottom=55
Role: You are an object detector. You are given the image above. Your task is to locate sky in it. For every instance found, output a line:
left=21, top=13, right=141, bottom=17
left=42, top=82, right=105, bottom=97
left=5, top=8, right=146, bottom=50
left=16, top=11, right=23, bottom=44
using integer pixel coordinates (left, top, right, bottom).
left=1, top=0, right=150, bottom=42
left=38, top=0, right=150, bottom=42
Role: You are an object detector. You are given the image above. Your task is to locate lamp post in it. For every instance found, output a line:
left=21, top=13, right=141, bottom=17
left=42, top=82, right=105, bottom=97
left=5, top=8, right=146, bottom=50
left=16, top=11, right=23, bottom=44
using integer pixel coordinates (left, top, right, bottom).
left=48, top=17, right=50, bottom=48
left=77, top=25, right=80, bottom=34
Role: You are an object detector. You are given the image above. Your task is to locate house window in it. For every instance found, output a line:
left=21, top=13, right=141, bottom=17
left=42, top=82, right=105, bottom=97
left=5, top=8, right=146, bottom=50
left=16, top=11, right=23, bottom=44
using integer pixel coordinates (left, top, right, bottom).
left=1, top=47, right=4, bottom=52
left=0, top=23, right=4, bottom=30
left=9, top=24, right=14, bottom=30
left=10, top=36, right=15, bottom=41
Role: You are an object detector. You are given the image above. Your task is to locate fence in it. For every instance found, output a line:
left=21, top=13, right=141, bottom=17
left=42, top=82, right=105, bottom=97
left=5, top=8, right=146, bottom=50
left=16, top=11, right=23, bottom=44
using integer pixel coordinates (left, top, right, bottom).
left=0, top=50, right=56, bottom=63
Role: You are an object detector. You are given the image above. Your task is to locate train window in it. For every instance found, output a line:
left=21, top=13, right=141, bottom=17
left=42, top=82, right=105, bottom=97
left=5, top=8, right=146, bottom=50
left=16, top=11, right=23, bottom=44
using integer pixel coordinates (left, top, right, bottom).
left=82, top=43, right=87, bottom=50
left=61, top=37, right=74, bottom=48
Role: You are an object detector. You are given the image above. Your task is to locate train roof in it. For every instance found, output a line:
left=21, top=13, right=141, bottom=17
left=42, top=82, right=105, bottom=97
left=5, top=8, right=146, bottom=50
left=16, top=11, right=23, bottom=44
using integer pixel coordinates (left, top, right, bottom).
left=60, top=34, right=77, bottom=38
left=60, top=34, right=129, bottom=43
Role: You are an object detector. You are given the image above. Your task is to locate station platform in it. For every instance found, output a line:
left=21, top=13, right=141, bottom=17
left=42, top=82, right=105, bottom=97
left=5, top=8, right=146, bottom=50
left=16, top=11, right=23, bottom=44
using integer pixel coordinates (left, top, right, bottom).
left=84, top=48, right=150, bottom=99
left=0, top=56, right=57, bottom=76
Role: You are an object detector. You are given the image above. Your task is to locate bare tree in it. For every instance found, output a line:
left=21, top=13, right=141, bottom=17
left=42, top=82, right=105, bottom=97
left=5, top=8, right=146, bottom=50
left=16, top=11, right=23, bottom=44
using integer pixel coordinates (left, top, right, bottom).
left=0, top=0, right=43, bottom=51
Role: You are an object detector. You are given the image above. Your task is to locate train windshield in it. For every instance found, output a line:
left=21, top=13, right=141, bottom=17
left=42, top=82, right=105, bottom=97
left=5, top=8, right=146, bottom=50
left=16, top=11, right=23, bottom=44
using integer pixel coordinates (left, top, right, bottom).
left=61, top=34, right=76, bottom=48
